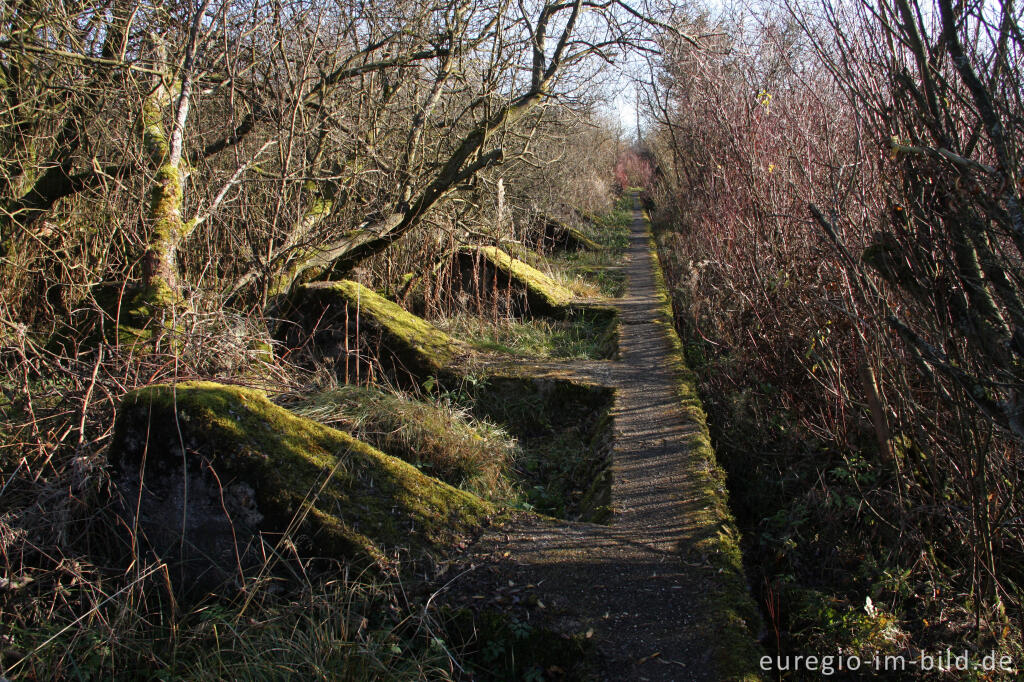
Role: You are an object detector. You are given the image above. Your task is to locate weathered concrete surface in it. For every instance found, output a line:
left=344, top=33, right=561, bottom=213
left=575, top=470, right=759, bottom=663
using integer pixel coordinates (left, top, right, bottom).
left=286, top=279, right=470, bottom=386
left=443, top=194, right=763, bottom=681
left=111, top=381, right=492, bottom=595
left=452, top=246, right=574, bottom=318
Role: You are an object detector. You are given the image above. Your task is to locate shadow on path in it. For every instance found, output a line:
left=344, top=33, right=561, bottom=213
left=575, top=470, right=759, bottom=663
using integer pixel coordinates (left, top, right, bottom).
left=442, top=194, right=756, bottom=681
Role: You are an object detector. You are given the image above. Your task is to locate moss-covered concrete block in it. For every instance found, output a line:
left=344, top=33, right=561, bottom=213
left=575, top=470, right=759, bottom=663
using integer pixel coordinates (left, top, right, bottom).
left=288, top=280, right=469, bottom=386
left=111, top=381, right=492, bottom=592
left=530, top=216, right=601, bottom=252
left=644, top=206, right=764, bottom=681
left=453, top=246, right=574, bottom=319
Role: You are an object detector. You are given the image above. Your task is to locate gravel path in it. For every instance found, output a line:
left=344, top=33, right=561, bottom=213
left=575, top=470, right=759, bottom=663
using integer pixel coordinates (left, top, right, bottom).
left=445, top=195, right=754, bottom=681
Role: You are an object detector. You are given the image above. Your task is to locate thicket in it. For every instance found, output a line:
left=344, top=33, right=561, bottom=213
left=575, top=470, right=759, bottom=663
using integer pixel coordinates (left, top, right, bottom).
left=644, top=0, right=1024, bottom=667
left=0, top=0, right=644, bottom=675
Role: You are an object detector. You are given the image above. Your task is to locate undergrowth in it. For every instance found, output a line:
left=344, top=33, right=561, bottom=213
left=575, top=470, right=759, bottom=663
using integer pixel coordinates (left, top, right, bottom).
left=283, top=377, right=615, bottom=523
left=282, top=383, right=516, bottom=503
left=434, top=309, right=616, bottom=360
left=553, top=200, right=630, bottom=298
left=0, top=194, right=629, bottom=680
left=0, top=344, right=471, bottom=680
left=0, top=346, right=614, bottom=679
left=466, top=377, right=614, bottom=522
left=655, top=237, right=1023, bottom=677
left=5, top=563, right=459, bottom=680
left=508, top=199, right=631, bottom=299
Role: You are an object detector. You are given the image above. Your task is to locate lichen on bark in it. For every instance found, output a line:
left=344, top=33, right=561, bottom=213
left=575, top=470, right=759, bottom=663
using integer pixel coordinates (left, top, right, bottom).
left=135, top=69, right=187, bottom=325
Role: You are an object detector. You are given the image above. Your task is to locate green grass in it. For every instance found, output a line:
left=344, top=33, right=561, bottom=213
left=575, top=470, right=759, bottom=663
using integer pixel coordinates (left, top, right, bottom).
left=466, top=377, right=614, bottom=522
left=283, top=378, right=616, bottom=523
left=283, top=383, right=517, bottom=503
left=597, top=195, right=634, bottom=233
left=516, top=200, right=631, bottom=299
left=554, top=258, right=626, bottom=298
left=434, top=308, right=617, bottom=360
left=3, top=562, right=458, bottom=681
left=171, top=575, right=456, bottom=680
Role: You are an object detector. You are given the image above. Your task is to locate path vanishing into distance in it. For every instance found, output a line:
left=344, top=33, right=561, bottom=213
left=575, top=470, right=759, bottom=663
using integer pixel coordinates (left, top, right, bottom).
left=446, top=195, right=761, bottom=681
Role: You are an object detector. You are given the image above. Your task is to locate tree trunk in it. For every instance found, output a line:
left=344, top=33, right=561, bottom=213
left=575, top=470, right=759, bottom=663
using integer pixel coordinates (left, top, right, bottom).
left=132, top=4, right=209, bottom=325
left=134, top=72, right=186, bottom=319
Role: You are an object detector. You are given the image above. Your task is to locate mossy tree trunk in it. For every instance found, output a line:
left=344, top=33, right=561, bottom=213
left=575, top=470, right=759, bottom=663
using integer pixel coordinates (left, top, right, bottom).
left=138, top=73, right=185, bottom=313
left=222, top=41, right=461, bottom=310
left=134, top=5, right=209, bottom=323
left=228, top=46, right=458, bottom=311
left=245, top=179, right=342, bottom=308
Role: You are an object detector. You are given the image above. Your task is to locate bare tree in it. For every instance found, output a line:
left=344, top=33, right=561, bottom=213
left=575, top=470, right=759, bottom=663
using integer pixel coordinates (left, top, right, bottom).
left=644, top=0, right=1024, bottom=634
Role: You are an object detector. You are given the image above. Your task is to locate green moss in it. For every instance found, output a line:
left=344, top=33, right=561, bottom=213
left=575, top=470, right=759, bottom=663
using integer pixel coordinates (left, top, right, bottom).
left=45, top=280, right=181, bottom=353
left=285, top=385, right=516, bottom=502
left=294, top=280, right=468, bottom=383
left=563, top=225, right=601, bottom=251
left=460, top=246, right=574, bottom=317
left=643, top=204, right=764, bottom=681
left=138, top=75, right=187, bottom=320
left=111, top=381, right=493, bottom=568
left=306, top=197, right=332, bottom=218
left=146, top=163, right=183, bottom=255
left=113, top=278, right=179, bottom=347
left=479, top=246, right=573, bottom=308
left=124, top=278, right=177, bottom=320
left=248, top=339, right=275, bottom=363
left=141, top=105, right=170, bottom=162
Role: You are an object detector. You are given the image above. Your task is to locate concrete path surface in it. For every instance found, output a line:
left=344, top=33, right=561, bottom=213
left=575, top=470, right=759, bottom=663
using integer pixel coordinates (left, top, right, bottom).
left=444, top=194, right=760, bottom=681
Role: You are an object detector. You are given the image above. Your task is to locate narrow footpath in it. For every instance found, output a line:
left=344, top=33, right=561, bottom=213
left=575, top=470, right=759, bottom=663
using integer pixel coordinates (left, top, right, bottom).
left=449, top=195, right=760, bottom=681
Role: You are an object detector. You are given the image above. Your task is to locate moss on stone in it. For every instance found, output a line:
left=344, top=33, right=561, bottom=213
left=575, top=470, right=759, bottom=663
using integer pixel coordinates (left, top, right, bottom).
left=291, top=280, right=468, bottom=384
left=532, top=216, right=602, bottom=252
left=563, top=225, right=601, bottom=251
left=456, top=246, right=574, bottom=318
left=479, top=247, right=574, bottom=309
left=643, top=204, right=765, bottom=681
left=111, top=381, right=493, bottom=573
